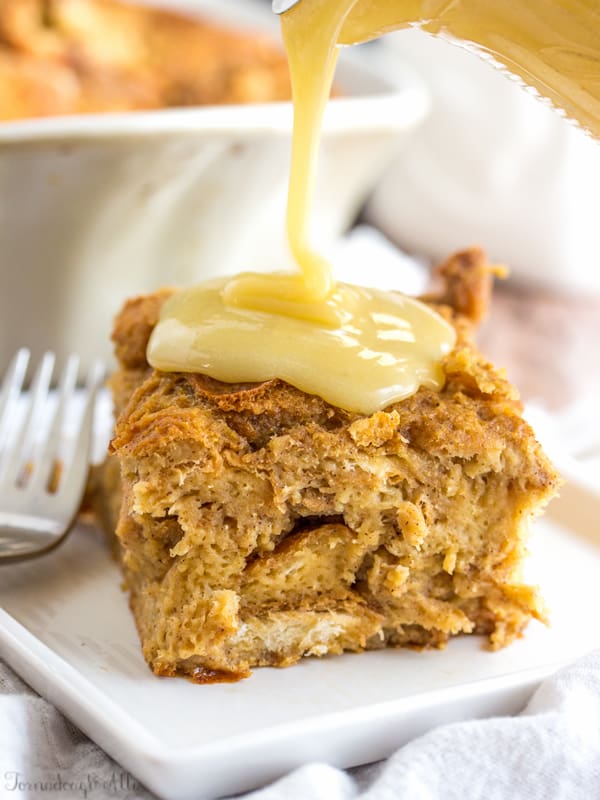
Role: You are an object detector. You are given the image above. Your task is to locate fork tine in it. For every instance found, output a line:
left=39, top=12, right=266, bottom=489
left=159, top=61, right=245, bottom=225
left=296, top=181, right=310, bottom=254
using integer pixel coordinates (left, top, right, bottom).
left=0, top=351, right=55, bottom=485
left=29, top=354, right=80, bottom=493
left=57, top=359, right=105, bottom=498
left=0, top=349, right=30, bottom=454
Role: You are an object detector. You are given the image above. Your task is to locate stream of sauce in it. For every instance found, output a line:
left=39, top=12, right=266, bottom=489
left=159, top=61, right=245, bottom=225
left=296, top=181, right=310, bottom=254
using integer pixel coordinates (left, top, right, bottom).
left=149, top=0, right=457, bottom=412
left=148, top=0, right=599, bottom=413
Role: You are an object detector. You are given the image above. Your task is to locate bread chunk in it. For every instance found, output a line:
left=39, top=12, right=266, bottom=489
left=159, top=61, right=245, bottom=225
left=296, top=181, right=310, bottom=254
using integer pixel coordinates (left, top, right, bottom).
left=97, top=248, right=559, bottom=682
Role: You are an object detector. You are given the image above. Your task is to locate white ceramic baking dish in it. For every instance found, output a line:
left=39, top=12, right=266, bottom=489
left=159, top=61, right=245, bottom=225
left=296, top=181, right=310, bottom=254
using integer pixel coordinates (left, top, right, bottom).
left=0, top=0, right=429, bottom=373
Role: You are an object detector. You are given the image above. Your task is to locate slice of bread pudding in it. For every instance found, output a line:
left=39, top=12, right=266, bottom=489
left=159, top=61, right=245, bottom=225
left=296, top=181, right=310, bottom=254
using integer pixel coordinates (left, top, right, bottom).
left=96, top=249, right=559, bottom=682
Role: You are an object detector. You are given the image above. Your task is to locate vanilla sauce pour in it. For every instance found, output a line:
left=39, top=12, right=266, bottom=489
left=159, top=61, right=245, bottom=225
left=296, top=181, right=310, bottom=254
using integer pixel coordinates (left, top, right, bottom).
left=149, top=0, right=599, bottom=413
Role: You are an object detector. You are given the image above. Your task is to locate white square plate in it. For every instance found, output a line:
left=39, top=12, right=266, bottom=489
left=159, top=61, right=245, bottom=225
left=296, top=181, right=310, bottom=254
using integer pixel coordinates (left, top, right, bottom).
left=1, top=469, right=599, bottom=800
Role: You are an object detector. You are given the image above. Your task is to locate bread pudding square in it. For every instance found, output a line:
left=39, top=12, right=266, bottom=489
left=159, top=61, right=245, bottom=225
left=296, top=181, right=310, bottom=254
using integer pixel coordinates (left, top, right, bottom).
left=96, top=249, right=559, bottom=682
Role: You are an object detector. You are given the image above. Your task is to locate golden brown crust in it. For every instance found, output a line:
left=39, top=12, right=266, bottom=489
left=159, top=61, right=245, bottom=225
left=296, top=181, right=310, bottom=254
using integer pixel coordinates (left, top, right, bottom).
left=95, top=248, right=560, bottom=682
left=421, top=246, right=503, bottom=327
left=111, top=286, right=175, bottom=370
left=0, top=0, right=291, bottom=120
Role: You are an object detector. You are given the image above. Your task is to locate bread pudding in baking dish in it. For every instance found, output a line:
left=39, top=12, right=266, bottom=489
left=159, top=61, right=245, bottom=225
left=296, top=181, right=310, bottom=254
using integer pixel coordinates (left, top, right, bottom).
left=94, top=249, right=559, bottom=683
left=0, top=0, right=291, bottom=120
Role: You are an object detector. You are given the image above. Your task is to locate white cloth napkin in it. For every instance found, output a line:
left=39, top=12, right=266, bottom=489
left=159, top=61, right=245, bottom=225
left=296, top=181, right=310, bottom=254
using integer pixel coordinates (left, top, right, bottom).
left=364, top=29, right=600, bottom=296
left=1, top=649, right=600, bottom=800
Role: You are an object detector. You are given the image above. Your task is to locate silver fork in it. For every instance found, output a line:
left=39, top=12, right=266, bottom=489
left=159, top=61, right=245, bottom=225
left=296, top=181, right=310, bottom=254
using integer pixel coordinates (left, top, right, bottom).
left=0, top=349, right=104, bottom=564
